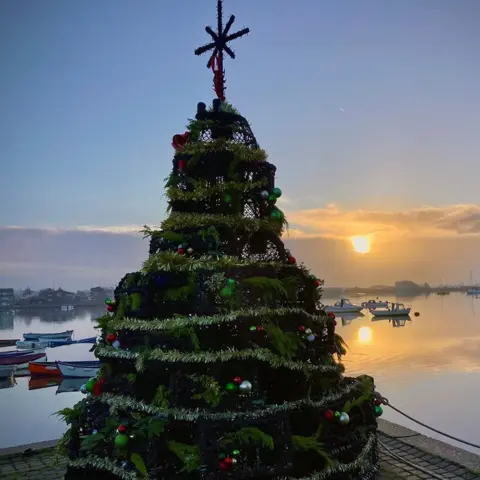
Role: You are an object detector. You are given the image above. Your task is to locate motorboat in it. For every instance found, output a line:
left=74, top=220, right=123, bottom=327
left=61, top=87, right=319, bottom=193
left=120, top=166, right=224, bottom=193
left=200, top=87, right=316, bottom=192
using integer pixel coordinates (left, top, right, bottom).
left=361, top=299, right=389, bottom=308
left=23, top=330, right=74, bottom=341
left=370, top=302, right=411, bottom=317
left=325, top=297, right=363, bottom=314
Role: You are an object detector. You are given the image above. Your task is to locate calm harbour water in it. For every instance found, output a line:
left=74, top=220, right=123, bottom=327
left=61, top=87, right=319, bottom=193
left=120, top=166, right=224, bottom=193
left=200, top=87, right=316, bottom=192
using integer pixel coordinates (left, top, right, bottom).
left=0, top=295, right=479, bottom=453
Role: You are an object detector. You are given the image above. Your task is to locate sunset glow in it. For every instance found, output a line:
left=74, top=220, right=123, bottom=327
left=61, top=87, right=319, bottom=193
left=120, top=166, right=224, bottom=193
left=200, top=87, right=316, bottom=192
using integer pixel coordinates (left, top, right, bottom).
left=350, top=235, right=371, bottom=254
left=357, top=326, right=373, bottom=345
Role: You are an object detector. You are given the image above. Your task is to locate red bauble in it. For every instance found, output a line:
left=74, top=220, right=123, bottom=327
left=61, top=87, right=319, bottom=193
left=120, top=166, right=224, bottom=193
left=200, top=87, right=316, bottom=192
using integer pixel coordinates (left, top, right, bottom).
left=374, top=399, right=382, bottom=406
left=106, top=333, right=116, bottom=343
left=172, top=133, right=188, bottom=150
left=324, top=410, right=334, bottom=421
left=298, top=325, right=306, bottom=332
left=313, top=279, right=321, bottom=288
left=93, top=381, right=102, bottom=397
left=219, top=461, right=229, bottom=471
left=288, top=256, right=296, bottom=264
left=178, top=159, right=186, bottom=171
left=233, top=376, right=242, bottom=385
left=117, top=425, right=127, bottom=434
left=256, top=326, right=264, bottom=331
left=107, top=305, right=115, bottom=312
left=224, top=458, right=233, bottom=465
left=327, top=312, right=336, bottom=319
left=332, top=320, right=337, bottom=326
left=177, top=248, right=185, bottom=255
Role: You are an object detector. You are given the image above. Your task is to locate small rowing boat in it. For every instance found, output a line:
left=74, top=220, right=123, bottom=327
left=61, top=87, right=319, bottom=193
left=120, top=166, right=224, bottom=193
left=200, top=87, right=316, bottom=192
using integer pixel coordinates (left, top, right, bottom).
left=16, top=340, right=49, bottom=350
left=0, top=349, right=35, bottom=357
left=0, top=352, right=46, bottom=369
left=56, top=361, right=100, bottom=378
left=28, top=361, right=61, bottom=376
left=23, top=330, right=73, bottom=341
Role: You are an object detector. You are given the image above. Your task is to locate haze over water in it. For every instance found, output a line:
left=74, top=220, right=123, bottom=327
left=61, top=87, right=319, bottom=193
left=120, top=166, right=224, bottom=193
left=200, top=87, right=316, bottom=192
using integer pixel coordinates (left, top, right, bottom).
left=0, top=295, right=478, bottom=452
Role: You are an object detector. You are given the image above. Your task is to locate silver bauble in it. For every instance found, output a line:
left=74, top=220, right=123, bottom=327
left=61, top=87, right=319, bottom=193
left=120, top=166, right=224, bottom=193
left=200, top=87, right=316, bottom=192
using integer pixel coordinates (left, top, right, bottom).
left=239, top=380, right=252, bottom=393
left=305, top=328, right=312, bottom=334
left=260, top=190, right=269, bottom=199
left=187, top=247, right=194, bottom=254
left=307, top=334, right=316, bottom=342
left=339, top=412, right=350, bottom=425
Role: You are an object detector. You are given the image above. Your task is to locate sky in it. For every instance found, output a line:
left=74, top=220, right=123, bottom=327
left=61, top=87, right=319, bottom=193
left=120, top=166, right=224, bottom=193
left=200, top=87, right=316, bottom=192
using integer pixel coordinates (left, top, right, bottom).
left=1, top=0, right=480, bottom=289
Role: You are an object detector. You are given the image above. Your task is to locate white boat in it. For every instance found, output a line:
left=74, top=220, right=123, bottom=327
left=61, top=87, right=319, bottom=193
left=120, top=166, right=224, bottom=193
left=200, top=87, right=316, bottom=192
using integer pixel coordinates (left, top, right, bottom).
left=0, top=365, right=16, bottom=379
left=325, top=297, right=363, bottom=314
left=361, top=299, right=389, bottom=308
left=466, top=288, right=480, bottom=295
left=56, top=361, right=100, bottom=378
left=16, top=340, right=49, bottom=350
left=23, top=330, right=74, bottom=341
left=370, top=302, right=411, bottom=317
left=61, top=305, right=75, bottom=311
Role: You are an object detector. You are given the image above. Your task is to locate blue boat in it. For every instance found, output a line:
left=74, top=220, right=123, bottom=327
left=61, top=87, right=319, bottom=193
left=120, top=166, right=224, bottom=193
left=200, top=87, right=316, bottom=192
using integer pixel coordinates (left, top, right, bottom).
left=44, top=336, right=97, bottom=348
left=0, top=350, right=34, bottom=358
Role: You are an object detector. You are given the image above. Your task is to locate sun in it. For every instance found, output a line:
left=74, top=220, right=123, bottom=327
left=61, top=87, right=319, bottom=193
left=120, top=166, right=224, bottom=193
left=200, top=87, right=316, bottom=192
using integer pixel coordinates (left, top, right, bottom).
left=357, top=326, right=373, bottom=345
left=350, top=235, right=370, bottom=254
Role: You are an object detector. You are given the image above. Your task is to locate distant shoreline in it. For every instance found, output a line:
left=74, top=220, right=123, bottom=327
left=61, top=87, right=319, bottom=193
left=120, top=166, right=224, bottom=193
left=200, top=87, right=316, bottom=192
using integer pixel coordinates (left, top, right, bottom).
left=0, top=304, right=105, bottom=311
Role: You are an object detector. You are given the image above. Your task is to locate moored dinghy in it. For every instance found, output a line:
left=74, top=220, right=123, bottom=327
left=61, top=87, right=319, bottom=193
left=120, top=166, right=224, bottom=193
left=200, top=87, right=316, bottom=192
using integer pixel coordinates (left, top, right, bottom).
left=0, top=352, right=46, bottom=369
left=56, top=361, right=100, bottom=378
left=28, top=361, right=61, bottom=377
left=325, top=297, right=363, bottom=314
left=370, top=302, right=411, bottom=317
left=23, top=330, right=74, bottom=341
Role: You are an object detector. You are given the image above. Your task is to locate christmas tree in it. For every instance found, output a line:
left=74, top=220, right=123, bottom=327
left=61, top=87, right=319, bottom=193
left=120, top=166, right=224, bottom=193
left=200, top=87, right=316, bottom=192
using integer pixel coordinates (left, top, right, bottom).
left=61, top=2, right=380, bottom=478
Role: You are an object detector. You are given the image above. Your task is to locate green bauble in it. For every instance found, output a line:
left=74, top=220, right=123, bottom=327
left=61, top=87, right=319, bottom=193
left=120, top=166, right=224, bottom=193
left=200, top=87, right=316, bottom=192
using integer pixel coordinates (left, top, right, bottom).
left=115, top=433, right=129, bottom=449
left=86, top=379, right=95, bottom=392
left=270, top=210, right=281, bottom=220
left=225, top=382, right=237, bottom=392
left=249, top=326, right=256, bottom=331
left=232, top=449, right=240, bottom=456
left=272, top=187, right=282, bottom=198
left=223, top=193, right=233, bottom=203
left=374, top=405, right=383, bottom=417
left=220, top=287, right=233, bottom=297
left=227, top=278, right=236, bottom=287
left=268, top=194, right=277, bottom=203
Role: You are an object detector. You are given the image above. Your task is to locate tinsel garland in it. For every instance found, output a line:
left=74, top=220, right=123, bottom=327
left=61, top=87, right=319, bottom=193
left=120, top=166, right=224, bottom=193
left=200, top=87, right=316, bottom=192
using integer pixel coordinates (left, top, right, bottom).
left=280, top=433, right=378, bottom=480
left=68, top=456, right=137, bottom=480
left=96, top=346, right=344, bottom=374
left=160, top=213, right=285, bottom=234
left=95, top=379, right=361, bottom=421
left=166, top=177, right=269, bottom=202
left=142, top=253, right=303, bottom=273
left=180, top=138, right=267, bottom=163
left=67, top=433, right=377, bottom=480
left=114, top=307, right=330, bottom=332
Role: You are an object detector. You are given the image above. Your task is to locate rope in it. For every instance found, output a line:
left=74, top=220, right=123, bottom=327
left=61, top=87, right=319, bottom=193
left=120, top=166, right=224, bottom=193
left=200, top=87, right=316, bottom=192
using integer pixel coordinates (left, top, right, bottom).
left=378, top=438, right=446, bottom=480
left=376, top=393, right=480, bottom=450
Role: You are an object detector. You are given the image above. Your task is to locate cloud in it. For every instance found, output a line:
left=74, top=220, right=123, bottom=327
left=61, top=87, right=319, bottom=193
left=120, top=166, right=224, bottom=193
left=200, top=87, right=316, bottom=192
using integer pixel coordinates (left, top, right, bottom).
left=284, top=203, right=480, bottom=239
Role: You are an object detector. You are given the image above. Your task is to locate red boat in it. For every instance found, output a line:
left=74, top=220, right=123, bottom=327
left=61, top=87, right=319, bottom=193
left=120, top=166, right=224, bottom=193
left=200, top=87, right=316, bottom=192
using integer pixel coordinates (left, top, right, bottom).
left=0, top=352, right=46, bottom=369
left=28, top=361, right=61, bottom=377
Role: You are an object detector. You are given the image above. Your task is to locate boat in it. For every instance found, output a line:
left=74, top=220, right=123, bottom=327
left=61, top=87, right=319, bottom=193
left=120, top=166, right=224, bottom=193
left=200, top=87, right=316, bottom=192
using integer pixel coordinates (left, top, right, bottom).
left=0, top=365, right=16, bottom=378
left=436, top=291, right=450, bottom=296
left=370, top=302, right=411, bottom=317
left=28, top=361, right=61, bottom=376
left=23, top=330, right=74, bottom=341
left=56, top=377, right=90, bottom=394
left=16, top=340, right=49, bottom=350
left=29, top=376, right=62, bottom=391
left=0, top=352, right=46, bottom=369
left=361, top=299, right=389, bottom=308
left=325, top=297, right=363, bottom=314
left=466, top=288, right=480, bottom=295
left=61, top=305, right=75, bottom=312
left=44, top=336, right=96, bottom=347
left=0, top=349, right=35, bottom=357
left=56, top=361, right=101, bottom=378
left=0, top=339, right=20, bottom=347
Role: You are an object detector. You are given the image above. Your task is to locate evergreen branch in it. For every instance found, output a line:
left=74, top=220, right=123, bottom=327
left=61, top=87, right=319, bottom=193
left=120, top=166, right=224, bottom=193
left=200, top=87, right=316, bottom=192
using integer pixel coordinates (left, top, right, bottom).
left=264, top=324, right=306, bottom=359
left=342, top=376, right=374, bottom=413
left=114, top=307, right=330, bottom=332
left=142, top=252, right=297, bottom=273
left=219, top=427, right=274, bottom=450
left=241, top=276, right=288, bottom=302
left=96, top=380, right=362, bottom=422
left=292, top=435, right=333, bottom=466
left=277, top=433, right=377, bottom=480
left=167, top=441, right=200, bottom=473
left=190, top=374, right=224, bottom=406
left=96, top=346, right=343, bottom=374
left=160, top=212, right=284, bottom=233
left=180, top=139, right=267, bottom=163
left=166, top=177, right=268, bottom=202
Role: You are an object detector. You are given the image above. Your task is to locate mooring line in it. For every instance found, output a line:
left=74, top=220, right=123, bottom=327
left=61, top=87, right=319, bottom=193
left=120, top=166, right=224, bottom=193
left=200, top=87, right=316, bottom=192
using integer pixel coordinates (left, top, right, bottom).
left=378, top=438, right=446, bottom=480
left=376, top=393, right=480, bottom=450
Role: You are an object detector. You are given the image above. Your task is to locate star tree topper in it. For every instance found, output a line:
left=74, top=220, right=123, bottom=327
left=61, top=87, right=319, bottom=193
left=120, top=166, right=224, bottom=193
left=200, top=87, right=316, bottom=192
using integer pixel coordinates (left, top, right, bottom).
left=194, top=0, right=249, bottom=101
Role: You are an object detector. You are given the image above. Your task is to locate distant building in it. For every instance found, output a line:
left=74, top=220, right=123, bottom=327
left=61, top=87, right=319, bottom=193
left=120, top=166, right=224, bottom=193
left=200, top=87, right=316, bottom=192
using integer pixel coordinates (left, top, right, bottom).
left=0, top=288, right=15, bottom=307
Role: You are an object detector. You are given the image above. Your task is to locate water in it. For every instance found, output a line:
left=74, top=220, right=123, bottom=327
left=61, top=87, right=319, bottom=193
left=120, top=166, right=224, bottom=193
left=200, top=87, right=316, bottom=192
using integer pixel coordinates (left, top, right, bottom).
left=0, top=296, right=479, bottom=453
